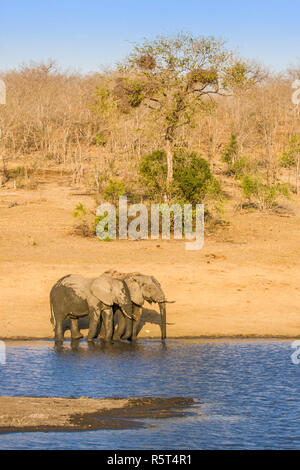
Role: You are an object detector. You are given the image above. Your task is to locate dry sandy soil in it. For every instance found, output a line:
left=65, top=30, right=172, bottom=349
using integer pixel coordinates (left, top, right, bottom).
left=1, top=179, right=300, bottom=339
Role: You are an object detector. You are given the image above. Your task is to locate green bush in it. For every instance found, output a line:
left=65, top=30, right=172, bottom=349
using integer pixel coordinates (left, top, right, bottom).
left=72, top=202, right=87, bottom=219
left=231, top=155, right=252, bottom=178
left=222, top=134, right=251, bottom=177
left=72, top=203, right=93, bottom=237
left=139, top=148, right=221, bottom=204
left=139, top=149, right=168, bottom=195
left=222, top=133, right=238, bottom=166
left=104, top=179, right=126, bottom=204
left=240, top=175, right=289, bottom=210
left=8, top=166, right=26, bottom=178
left=173, top=149, right=221, bottom=203
left=95, top=132, right=107, bottom=147
left=281, top=150, right=296, bottom=169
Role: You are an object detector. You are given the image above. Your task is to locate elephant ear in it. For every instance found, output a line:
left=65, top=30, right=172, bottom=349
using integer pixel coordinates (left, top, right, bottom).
left=126, top=277, right=144, bottom=306
left=90, top=275, right=114, bottom=306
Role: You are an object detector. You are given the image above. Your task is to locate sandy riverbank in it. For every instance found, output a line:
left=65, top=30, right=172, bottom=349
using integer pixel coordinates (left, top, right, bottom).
left=0, top=396, right=193, bottom=432
left=1, top=183, right=300, bottom=339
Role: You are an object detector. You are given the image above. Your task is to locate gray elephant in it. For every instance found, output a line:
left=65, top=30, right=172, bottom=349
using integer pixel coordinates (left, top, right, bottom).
left=50, top=273, right=132, bottom=343
left=106, top=271, right=172, bottom=341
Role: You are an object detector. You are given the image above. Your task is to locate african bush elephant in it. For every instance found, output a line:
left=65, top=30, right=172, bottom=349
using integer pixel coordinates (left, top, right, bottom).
left=50, top=273, right=132, bottom=343
left=106, top=271, right=172, bottom=341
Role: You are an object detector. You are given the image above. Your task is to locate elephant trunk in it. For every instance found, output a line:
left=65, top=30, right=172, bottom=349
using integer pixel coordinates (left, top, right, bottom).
left=50, top=295, right=55, bottom=331
left=159, top=302, right=167, bottom=340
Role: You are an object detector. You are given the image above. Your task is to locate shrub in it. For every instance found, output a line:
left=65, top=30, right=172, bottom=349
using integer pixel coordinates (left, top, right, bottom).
left=95, top=132, right=107, bottom=147
left=231, top=155, right=252, bottom=178
left=72, top=203, right=93, bottom=237
left=139, top=149, right=167, bottom=196
left=222, top=134, right=251, bottom=177
left=139, top=148, right=221, bottom=204
left=8, top=166, right=26, bottom=178
left=72, top=202, right=87, bottom=219
left=73, top=222, right=93, bottom=237
left=240, top=175, right=289, bottom=210
left=222, top=133, right=238, bottom=167
left=280, top=135, right=300, bottom=190
left=173, top=149, right=221, bottom=204
left=104, top=179, right=126, bottom=204
left=281, top=150, right=296, bottom=169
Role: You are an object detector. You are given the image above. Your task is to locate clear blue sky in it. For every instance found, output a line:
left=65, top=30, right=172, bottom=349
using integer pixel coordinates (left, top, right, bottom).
left=1, top=0, right=299, bottom=73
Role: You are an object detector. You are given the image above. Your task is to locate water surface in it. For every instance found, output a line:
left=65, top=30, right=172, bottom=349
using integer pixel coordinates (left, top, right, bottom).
left=0, top=339, right=299, bottom=449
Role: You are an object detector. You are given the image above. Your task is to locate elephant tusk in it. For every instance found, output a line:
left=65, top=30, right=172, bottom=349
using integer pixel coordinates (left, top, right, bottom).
left=122, top=310, right=136, bottom=320
left=127, top=313, right=137, bottom=321
left=122, top=311, right=131, bottom=320
left=159, top=300, right=176, bottom=304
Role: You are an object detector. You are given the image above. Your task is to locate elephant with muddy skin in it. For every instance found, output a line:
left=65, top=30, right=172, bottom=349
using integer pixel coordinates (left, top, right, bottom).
left=106, top=271, right=173, bottom=341
left=50, top=273, right=133, bottom=343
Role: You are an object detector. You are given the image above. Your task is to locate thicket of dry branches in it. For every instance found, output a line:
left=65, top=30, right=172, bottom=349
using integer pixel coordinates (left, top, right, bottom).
left=0, top=60, right=300, bottom=201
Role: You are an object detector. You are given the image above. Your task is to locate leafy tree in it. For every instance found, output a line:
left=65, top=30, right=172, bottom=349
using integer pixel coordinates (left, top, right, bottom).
left=97, top=33, right=259, bottom=187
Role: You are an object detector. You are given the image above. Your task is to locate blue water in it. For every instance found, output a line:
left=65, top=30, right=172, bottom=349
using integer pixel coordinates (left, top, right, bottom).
left=0, top=339, right=299, bottom=449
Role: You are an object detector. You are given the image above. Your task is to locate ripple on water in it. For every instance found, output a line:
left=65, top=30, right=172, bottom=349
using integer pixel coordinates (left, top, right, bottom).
left=0, top=339, right=299, bottom=449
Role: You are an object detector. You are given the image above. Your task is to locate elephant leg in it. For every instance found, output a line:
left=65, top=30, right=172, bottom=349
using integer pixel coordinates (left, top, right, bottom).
left=70, top=318, right=83, bottom=340
left=113, top=309, right=126, bottom=341
left=87, top=308, right=101, bottom=342
left=101, top=307, right=114, bottom=343
left=121, top=316, right=133, bottom=341
left=131, top=305, right=142, bottom=341
left=94, top=316, right=102, bottom=339
left=55, top=318, right=64, bottom=342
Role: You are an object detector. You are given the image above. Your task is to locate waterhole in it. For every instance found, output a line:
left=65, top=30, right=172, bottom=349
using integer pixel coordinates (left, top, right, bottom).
left=0, top=339, right=299, bottom=449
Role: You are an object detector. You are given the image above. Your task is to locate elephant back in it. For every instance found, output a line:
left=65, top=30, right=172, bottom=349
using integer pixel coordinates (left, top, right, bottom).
left=52, top=274, right=92, bottom=302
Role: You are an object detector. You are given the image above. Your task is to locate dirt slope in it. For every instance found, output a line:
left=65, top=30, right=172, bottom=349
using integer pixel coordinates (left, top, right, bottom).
left=1, top=182, right=300, bottom=339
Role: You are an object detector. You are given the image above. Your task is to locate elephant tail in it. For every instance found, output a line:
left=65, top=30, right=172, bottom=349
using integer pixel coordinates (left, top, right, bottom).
left=50, top=295, right=55, bottom=331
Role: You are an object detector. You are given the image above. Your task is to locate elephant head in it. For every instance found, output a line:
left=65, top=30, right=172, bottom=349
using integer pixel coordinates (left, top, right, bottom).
left=90, top=274, right=132, bottom=320
left=126, top=274, right=170, bottom=340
